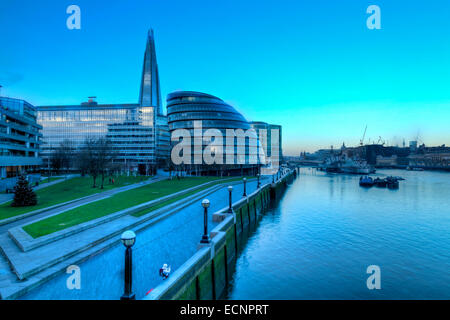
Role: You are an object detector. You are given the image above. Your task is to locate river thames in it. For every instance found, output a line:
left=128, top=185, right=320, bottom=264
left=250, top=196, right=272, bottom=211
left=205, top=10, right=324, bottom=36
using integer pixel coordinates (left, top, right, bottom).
left=227, top=168, right=450, bottom=299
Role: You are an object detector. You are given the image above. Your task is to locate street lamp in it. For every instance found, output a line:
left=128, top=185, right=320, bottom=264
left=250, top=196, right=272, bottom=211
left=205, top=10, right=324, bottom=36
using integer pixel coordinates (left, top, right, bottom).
left=257, top=174, right=261, bottom=188
left=243, top=178, right=247, bottom=197
left=120, top=230, right=136, bottom=300
left=228, top=186, right=233, bottom=213
left=272, top=174, right=274, bottom=183
left=200, top=199, right=210, bottom=244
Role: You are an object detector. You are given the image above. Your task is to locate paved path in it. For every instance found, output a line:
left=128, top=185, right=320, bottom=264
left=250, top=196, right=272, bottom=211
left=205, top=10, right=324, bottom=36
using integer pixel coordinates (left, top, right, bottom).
left=8, top=176, right=271, bottom=300
left=0, top=176, right=166, bottom=234
left=0, top=194, right=13, bottom=206
left=0, top=175, right=79, bottom=205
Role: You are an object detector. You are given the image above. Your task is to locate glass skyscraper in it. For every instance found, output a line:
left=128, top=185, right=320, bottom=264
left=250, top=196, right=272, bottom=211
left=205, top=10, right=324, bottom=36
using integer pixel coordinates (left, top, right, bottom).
left=36, top=29, right=169, bottom=173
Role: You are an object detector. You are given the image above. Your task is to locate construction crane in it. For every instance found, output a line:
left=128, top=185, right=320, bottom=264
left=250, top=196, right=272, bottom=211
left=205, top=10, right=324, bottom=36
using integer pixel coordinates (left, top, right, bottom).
left=415, top=132, right=424, bottom=146
left=377, top=136, right=385, bottom=146
left=360, top=125, right=367, bottom=146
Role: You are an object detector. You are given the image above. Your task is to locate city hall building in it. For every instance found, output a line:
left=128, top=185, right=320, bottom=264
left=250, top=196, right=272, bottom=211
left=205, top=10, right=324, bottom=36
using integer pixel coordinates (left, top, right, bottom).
left=36, top=30, right=170, bottom=174
left=167, top=91, right=269, bottom=176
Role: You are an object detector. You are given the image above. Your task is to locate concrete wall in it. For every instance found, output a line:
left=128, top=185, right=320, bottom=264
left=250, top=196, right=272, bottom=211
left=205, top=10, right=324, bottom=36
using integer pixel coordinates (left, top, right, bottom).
left=145, top=170, right=296, bottom=300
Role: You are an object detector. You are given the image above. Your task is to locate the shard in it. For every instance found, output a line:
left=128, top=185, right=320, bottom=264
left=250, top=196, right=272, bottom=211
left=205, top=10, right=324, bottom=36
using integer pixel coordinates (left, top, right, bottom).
left=139, top=29, right=163, bottom=115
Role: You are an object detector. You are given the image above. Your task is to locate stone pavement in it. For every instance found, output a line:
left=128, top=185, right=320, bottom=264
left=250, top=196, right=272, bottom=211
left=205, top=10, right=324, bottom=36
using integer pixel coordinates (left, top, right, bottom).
left=0, top=176, right=270, bottom=300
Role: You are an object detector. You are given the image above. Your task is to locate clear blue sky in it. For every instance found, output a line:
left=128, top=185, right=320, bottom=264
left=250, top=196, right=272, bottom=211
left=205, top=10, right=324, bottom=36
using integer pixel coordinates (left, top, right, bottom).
left=1, top=0, right=449, bottom=154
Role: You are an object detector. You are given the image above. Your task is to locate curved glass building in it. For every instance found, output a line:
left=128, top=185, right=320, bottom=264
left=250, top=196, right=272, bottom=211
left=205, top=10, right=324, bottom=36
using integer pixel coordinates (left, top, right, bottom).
left=167, top=91, right=259, bottom=175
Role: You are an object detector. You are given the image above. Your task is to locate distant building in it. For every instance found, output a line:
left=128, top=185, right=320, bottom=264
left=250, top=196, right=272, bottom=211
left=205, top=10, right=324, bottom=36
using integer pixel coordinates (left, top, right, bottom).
left=376, top=155, right=398, bottom=167
left=0, top=97, right=42, bottom=190
left=409, top=140, right=418, bottom=151
left=36, top=29, right=170, bottom=174
left=250, top=121, right=283, bottom=164
left=311, top=148, right=336, bottom=161
left=408, top=145, right=450, bottom=170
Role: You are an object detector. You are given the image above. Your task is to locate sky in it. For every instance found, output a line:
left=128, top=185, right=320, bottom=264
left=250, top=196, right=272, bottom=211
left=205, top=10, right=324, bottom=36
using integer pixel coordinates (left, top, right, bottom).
left=1, top=0, right=449, bottom=155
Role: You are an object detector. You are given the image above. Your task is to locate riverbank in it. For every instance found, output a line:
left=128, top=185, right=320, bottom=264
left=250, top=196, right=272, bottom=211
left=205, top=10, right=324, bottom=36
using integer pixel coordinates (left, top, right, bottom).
left=145, top=169, right=296, bottom=300
left=0, top=175, right=269, bottom=299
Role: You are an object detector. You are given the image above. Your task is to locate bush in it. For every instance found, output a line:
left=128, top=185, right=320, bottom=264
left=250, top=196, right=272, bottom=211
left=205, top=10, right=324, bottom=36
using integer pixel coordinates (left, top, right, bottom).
left=11, top=175, right=37, bottom=207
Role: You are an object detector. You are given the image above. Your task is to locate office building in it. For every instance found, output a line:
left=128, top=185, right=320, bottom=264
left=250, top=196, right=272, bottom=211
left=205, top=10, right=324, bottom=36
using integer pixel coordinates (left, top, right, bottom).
left=36, top=29, right=169, bottom=173
left=0, top=97, right=42, bottom=190
left=250, top=121, right=283, bottom=164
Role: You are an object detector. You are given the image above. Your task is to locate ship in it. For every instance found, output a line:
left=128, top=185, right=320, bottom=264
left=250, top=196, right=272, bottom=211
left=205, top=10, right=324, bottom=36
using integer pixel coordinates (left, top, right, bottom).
left=321, top=154, right=375, bottom=174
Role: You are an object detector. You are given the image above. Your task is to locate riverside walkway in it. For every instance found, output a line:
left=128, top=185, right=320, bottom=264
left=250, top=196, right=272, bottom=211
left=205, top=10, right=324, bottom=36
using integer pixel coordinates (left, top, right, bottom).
left=0, top=177, right=269, bottom=300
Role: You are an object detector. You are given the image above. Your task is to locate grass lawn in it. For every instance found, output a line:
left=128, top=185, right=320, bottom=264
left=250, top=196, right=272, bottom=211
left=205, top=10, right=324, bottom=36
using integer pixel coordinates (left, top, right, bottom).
left=0, top=175, right=152, bottom=221
left=131, top=176, right=244, bottom=217
left=23, top=176, right=243, bottom=238
left=39, top=177, right=62, bottom=185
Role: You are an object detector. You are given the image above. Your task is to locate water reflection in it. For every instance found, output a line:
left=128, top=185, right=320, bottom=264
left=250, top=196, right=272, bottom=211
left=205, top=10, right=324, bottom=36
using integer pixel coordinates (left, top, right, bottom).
left=227, top=168, right=450, bottom=299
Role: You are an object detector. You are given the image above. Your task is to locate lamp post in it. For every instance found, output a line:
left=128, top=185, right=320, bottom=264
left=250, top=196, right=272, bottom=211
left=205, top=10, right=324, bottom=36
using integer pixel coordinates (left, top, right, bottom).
left=200, top=199, right=210, bottom=244
left=243, top=178, right=247, bottom=197
left=228, top=186, right=233, bottom=213
left=272, top=174, right=274, bottom=183
left=120, top=230, right=136, bottom=300
left=257, top=174, right=261, bottom=189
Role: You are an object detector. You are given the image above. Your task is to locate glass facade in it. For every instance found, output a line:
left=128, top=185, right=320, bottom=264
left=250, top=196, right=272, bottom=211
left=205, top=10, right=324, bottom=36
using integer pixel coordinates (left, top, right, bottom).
left=0, top=97, right=42, bottom=179
left=167, top=91, right=260, bottom=172
left=250, top=121, right=283, bottom=164
left=36, top=29, right=170, bottom=172
left=139, top=29, right=163, bottom=115
left=37, top=102, right=162, bottom=168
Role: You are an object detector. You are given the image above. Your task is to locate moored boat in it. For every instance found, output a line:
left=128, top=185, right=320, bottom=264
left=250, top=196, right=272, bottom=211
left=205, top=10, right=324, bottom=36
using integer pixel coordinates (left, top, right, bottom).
left=374, top=177, right=387, bottom=188
left=359, top=176, right=374, bottom=187
left=386, top=176, right=400, bottom=189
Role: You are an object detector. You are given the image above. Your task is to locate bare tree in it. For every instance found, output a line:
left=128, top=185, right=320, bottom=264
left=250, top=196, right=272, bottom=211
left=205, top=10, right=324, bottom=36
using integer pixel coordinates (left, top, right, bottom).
left=78, top=138, right=99, bottom=188
left=50, top=149, right=63, bottom=174
left=50, top=140, right=75, bottom=176
left=75, top=146, right=90, bottom=177
left=77, top=138, right=117, bottom=188
left=96, top=138, right=116, bottom=189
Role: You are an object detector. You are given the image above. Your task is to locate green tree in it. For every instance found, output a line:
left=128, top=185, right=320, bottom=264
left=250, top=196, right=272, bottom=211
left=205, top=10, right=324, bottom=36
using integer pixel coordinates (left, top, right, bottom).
left=12, top=175, right=37, bottom=207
